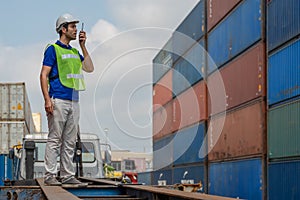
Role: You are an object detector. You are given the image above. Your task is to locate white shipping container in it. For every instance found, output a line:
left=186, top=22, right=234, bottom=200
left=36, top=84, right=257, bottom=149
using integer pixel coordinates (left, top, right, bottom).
left=0, top=83, right=35, bottom=133
left=0, top=122, right=29, bottom=154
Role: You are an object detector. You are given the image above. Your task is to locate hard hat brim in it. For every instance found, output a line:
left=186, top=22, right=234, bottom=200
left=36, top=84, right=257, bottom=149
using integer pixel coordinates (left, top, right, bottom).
left=56, top=20, right=80, bottom=33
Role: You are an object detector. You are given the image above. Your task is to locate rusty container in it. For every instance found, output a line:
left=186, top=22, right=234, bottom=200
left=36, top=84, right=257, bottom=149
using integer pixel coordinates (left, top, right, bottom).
left=153, top=101, right=174, bottom=141
left=153, top=70, right=173, bottom=112
left=208, top=100, right=266, bottom=161
left=208, top=42, right=265, bottom=116
left=173, top=80, right=207, bottom=131
left=207, top=0, right=242, bottom=32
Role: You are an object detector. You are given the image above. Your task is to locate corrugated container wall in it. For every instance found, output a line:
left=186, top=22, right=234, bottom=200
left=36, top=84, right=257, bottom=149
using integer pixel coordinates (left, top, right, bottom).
left=209, top=158, right=263, bottom=200
left=153, top=134, right=173, bottom=170
left=207, top=0, right=241, bottom=32
left=172, top=0, right=205, bottom=63
left=153, top=39, right=173, bottom=84
left=0, top=122, right=29, bottom=154
left=153, top=80, right=207, bottom=141
left=267, top=38, right=300, bottom=106
left=268, top=160, right=300, bottom=200
left=208, top=42, right=265, bottom=115
left=137, top=171, right=152, bottom=185
left=208, top=100, right=265, bottom=161
left=268, top=99, right=300, bottom=159
left=172, top=39, right=205, bottom=96
left=153, top=70, right=173, bottom=112
left=267, top=0, right=300, bottom=52
left=152, top=168, right=172, bottom=185
left=0, top=83, right=35, bottom=133
left=153, top=101, right=173, bottom=140
left=173, top=123, right=205, bottom=165
left=173, top=81, right=207, bottom=131
left=173, top=164, right=204, bottom=188
left=208, top=0, right=262, bottom=69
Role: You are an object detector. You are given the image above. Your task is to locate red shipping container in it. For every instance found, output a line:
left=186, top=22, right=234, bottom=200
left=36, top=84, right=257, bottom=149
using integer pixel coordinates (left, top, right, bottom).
left=208, top=42, right=266, bottom=116
left=153, top=101, right=173, bottom=141
left=173, top=81, right=207, bottom=132
left=153, top=70, right=173, bottom=112
left=207, top=0, right=242, bottom=32
left=208, top=100, right=266, bottom=161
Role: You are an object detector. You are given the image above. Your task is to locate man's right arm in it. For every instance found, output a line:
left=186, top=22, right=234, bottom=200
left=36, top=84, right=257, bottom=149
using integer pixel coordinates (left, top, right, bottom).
left=40, top=66, right=53, bottom=114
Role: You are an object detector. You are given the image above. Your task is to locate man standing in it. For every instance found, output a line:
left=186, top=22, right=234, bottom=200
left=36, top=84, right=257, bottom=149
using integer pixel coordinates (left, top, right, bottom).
left=40, top=13, right=94, bottom=186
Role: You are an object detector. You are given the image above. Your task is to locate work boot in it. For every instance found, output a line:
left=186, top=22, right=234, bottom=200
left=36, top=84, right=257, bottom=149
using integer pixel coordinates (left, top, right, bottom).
left=44, top=176, right=62, bottom=186
left=61, top=176, right=88, bottom=187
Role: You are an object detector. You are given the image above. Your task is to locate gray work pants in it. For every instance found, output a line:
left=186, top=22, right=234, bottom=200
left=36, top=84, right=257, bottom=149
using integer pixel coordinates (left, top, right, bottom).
left=44, top=98, right=80, bottom=179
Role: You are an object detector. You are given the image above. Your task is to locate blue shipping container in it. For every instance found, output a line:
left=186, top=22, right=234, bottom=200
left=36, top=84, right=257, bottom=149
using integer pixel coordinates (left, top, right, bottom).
left=173, top=164, right=204, bottom=188
left=137, top=171, right=152, bottom=185
left=153, top=134, right=174, bottom=170
left=209, top=158, right=263, bottom=200
left=268, top=38, right=300, bottom=105
left=267, top=0, right=300, bottom=51
left=153, top=168, right=172, bottom=186
left=268, top=160, right=300, bottom=200
left=172, top=0, right=205, bottom=63
left=173, top=122, right=205, bottom=165
left=208, top=0, right=261, bottom=69
left=0, top=154, right=13, bottom=186
left=172, top=39, right=205, bottom=96
left=153, top=38, right=173, bottom=84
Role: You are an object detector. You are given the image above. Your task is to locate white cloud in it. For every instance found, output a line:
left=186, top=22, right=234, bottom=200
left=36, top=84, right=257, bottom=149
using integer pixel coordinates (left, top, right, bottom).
left=107, top=0, right=199, bottom=29
left=89, top=19, right=119, bottom=43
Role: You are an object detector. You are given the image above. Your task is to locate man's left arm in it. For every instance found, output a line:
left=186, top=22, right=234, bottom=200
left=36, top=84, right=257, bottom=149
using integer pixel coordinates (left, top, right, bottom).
left=79, top=30, right=94, bottom=73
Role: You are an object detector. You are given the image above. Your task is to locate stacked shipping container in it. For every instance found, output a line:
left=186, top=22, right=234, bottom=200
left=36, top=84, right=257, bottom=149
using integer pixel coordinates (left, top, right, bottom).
left=267, top=0, right=300, bottom=199
left=0, top=83, right=35, bottom=185
left=206, top=0, right=266, bottom=199
left=0, top=83, right=34, bottom=154
left=152, top=0, right=206, bottom=189
left=152, top=0, right=300, bottom=199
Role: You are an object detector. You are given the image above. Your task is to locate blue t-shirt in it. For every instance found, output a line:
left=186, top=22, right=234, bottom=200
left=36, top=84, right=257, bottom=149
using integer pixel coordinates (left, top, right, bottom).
left=42, top=40, right=84, bottom=101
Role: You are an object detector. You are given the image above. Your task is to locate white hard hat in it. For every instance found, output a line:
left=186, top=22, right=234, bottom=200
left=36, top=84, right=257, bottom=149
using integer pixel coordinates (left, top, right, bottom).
left=56, top=13, right=79, bottom=33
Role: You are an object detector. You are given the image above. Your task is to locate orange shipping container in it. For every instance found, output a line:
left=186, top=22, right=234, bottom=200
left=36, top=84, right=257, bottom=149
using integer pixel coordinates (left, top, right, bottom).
left=208, top=42, right=265, bottom=116
left=208, top=100, right=266, bottom=161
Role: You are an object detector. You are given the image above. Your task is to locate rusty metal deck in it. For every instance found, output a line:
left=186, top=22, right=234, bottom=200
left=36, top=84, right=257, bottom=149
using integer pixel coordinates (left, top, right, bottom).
left=80, top=177, right=239, bottom=200
left=1, top=178, right=240, bottom=200
left=36, top=178, right=80, bottom=200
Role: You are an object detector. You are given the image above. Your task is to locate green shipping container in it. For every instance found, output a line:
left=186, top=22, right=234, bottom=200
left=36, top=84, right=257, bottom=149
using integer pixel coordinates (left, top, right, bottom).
left=268, top=99, right=300, bottom=159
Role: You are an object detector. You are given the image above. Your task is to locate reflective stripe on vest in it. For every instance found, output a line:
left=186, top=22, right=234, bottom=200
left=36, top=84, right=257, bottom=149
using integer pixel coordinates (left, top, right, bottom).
left=52, top=44, right=86, bottom=91
left=67, top=74, right=84, bottom=79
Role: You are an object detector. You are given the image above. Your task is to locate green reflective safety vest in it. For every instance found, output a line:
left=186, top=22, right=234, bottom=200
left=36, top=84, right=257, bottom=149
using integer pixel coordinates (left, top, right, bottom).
left=52, top=44, right=86, bottom=91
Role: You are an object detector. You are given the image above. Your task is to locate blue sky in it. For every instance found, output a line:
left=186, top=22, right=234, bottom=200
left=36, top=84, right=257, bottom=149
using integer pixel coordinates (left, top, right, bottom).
left=0, top=0, right=199, bottom=152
